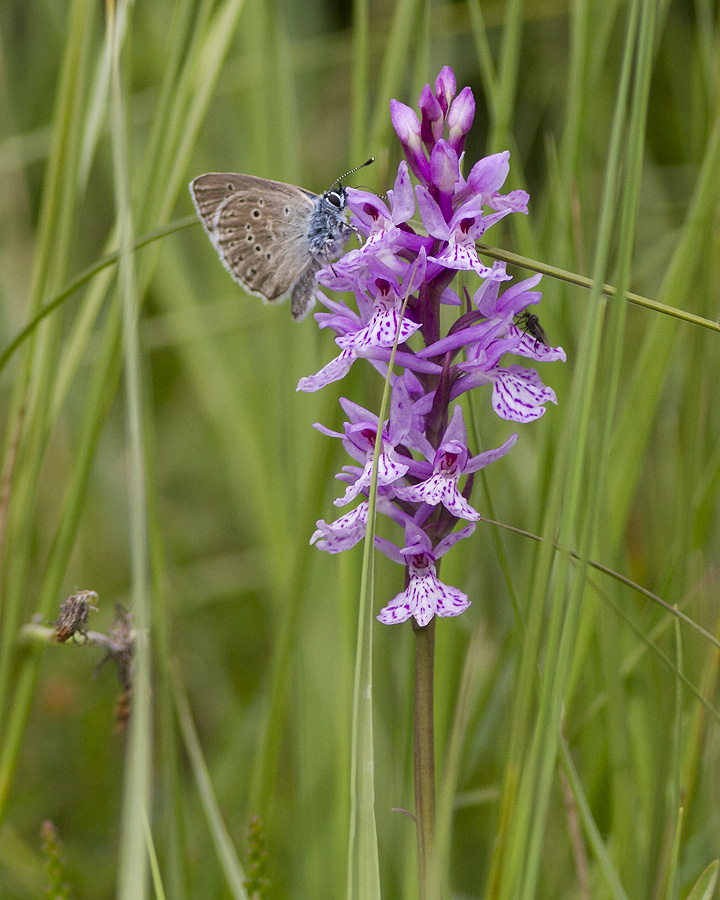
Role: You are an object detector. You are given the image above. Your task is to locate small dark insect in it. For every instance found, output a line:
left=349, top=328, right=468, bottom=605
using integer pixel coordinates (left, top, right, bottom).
left=515, top=310, right=551, bottom=350
left=53, top=590, right=98, bottom=643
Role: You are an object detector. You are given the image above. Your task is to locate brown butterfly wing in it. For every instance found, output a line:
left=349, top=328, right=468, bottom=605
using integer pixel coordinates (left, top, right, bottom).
left=189, top=173, right=316, bottom=303
left=286, top=259, right=323, bottom=321
left=190, top=173, right=248, bottom=234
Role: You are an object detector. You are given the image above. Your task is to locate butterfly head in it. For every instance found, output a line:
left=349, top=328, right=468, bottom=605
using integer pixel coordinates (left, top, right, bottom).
left=322, top=184, right=348, bottom=213
left=324, top=158, right=374, bottom=209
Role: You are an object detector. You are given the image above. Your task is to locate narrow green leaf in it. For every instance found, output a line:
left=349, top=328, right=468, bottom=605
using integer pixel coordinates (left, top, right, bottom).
left=684, top=861, right=719, bottom=900
left=171, top=668, right=249, bottom=900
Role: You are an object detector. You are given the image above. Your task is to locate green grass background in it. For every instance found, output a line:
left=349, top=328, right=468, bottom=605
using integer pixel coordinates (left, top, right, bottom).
left=0, top=0, right=719, bottom=898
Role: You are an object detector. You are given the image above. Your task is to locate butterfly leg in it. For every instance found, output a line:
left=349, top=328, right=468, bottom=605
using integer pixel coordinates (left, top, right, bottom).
left=347, top=221, right=366, bottom=246
left=318, top=246, right=340, bottom=277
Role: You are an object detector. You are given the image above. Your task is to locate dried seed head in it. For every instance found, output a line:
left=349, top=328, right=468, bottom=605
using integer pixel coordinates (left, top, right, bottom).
left=52, top=591, right=99, bottom=643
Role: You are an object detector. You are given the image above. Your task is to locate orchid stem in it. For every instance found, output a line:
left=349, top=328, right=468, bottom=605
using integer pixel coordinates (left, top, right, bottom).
left=414, top=616, right=440, bottom=900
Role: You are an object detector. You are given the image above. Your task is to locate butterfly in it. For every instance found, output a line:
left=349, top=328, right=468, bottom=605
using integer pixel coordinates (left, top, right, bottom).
left=189, top=160, right=373, bottom=321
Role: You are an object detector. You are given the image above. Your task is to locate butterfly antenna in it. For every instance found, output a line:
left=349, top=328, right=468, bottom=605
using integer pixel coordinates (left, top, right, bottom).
left=333, top=157, right=375, bottom=187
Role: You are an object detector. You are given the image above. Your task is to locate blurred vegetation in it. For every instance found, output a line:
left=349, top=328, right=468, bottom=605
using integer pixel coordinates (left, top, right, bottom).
left=0, top=0, right=718, bottom=898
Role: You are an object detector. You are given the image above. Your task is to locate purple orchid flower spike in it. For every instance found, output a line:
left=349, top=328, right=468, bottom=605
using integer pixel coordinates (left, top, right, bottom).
left=376, top=521, right=475, bottom=626
left=300, top=67, right=566, bottom=626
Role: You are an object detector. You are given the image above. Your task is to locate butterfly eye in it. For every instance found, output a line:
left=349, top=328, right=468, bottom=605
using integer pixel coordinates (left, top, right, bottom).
left=326, top=189, right=344, bottom=209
